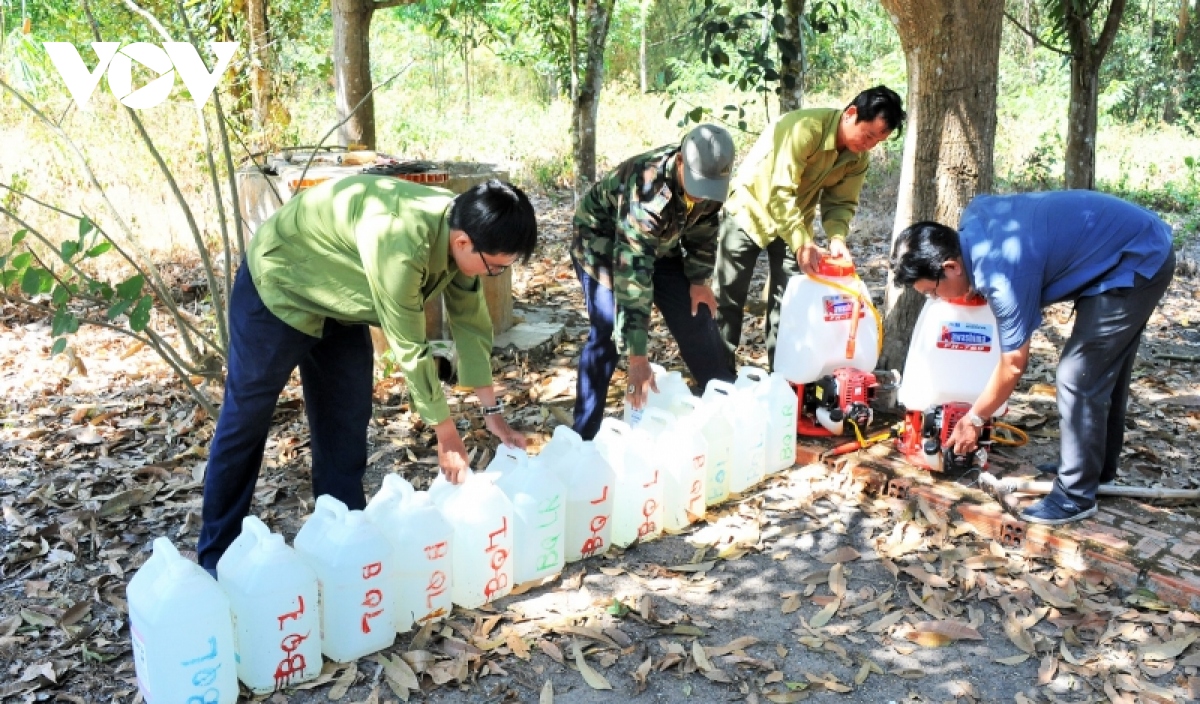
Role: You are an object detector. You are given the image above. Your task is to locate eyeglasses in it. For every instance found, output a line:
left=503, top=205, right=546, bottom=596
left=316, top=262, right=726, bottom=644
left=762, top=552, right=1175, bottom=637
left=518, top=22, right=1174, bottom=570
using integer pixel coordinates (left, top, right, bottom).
left=465, top=232, right=510, bottom=277
left=476, top=250, right=509, bottom=277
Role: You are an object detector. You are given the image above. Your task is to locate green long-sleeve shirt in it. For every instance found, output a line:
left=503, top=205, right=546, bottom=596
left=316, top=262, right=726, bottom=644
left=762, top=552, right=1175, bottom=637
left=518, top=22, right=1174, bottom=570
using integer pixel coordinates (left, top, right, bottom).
left=571, top=144, right=722, bottom=356
left=724, top=108, right=869, bottom=251
left=247, top=175, right=494, bottom=424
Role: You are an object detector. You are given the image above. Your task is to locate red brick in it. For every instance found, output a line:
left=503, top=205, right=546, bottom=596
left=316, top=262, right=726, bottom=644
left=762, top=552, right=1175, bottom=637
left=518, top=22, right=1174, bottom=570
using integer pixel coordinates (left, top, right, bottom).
left=1146, top=570, right=1200, bottom=612
left=1073, top=525, right=1133, bottom=553
left=795, top=443, right=824, bottom=466
left=909, top=485, right=959, bottom=521
left=1081, top=549, right=1142, bottom=592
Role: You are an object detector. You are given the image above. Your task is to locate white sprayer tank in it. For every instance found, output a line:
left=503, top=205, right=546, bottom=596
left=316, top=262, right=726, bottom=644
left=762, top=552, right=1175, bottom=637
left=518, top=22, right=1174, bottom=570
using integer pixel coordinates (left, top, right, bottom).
left=898, top=295, right=1003, bottom=410
left=774, top=257, right=881, bottom=383
left=364, top=474, right=454, bottom=633
left=127, top=537, right=238, bottom=704
left=217, top=516, right=322, bottom=693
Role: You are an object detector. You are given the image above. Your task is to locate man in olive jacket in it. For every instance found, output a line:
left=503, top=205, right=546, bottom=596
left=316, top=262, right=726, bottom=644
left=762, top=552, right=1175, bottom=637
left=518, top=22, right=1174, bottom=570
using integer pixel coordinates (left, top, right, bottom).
left=197, top=176, right=536, bottom=571
left=715, top=85, right=905, bottom=367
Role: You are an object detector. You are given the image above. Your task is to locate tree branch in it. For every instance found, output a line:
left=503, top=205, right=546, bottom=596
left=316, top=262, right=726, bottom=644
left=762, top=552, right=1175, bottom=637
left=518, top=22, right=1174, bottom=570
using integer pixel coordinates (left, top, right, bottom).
left=374, top=0, right=418, bottom=8
left=1095, top=0, right=1130, bottom=56
left=1003, top=10, right=1071, bottom=56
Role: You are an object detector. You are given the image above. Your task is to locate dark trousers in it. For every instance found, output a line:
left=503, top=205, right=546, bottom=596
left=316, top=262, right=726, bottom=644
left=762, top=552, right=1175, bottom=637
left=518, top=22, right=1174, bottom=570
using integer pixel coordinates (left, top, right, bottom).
left=1055, top=251, right=1175, bottom=505
left=197, top=263, right=374, bottom=569
left=572, top=255, right=734, bottom=440
left=713, top=212, right=802, bottom=368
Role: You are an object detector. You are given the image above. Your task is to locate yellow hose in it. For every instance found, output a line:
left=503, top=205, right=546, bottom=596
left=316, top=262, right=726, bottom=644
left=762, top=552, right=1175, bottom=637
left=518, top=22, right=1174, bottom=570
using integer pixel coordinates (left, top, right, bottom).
left=991, top=422, right=1029, bottom=447
left=808, top=274, right=884, bottom=357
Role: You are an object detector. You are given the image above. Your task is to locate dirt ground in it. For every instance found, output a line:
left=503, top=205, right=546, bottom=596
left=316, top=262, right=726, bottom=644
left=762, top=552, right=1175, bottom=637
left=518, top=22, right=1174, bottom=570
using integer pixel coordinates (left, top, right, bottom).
left=2, top=183, right=1200, bottom=704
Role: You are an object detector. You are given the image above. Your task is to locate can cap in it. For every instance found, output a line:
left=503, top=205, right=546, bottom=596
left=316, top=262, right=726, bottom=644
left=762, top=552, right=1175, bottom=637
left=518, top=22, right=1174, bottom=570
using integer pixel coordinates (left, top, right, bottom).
left=816, top=255, right=855, bottom=278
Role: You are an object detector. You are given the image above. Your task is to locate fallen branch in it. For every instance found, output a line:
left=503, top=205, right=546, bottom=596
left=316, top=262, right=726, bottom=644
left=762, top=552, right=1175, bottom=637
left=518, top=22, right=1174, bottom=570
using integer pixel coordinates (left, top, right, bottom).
left=1155, top=353, right=1199, bottom=362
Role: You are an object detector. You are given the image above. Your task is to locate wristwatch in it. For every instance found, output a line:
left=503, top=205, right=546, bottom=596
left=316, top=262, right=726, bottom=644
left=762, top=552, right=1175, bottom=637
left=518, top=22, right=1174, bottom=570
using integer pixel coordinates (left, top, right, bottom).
left=481, top=402, right=504, bottom=417
left=966, top=412, right=985, bottom=428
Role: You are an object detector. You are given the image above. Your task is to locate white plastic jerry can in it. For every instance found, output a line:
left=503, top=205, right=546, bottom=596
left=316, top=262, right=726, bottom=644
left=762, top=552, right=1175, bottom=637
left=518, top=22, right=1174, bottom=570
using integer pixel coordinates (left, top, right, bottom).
left=217, top=516, right=321, bottom=693
left=541, top=426, right=616, bottom=562
left=734, top=367, right=798, bottom=473
left=433, top=471, right=516, bottom=608
left=696, top=384, right=734, bottom=506
left=624, top=363, right=693, bottom=427
left=485, top=447, right=567, bottom=585
left=127, top=537, right=238, bottom=704
left=364, top=474, right=454, bottom=633
left=596, top=416, right=666, bottom=548
left=774, top=256, right=881, bottom=384
left=657, top=397, right=709, bottom=530
left=294, top=495, right=394, bottom=663
left=898, top=294, right=1003, bottom=410
left=709, top=379, right=768, bottom=494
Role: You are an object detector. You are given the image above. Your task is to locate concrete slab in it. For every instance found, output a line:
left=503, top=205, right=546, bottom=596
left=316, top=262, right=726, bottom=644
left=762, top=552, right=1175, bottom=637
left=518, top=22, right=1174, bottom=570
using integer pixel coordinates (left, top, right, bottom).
left=492, top=321, right=564, bottom=355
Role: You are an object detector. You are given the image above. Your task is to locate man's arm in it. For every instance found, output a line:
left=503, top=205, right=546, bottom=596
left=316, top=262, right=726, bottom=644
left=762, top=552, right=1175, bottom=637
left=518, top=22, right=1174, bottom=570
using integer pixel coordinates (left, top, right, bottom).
left=818, top=156, right=869, bottom=244
left=949, top=341, right=1031, bottom=455
left=763, top=117, right=824, bottom=251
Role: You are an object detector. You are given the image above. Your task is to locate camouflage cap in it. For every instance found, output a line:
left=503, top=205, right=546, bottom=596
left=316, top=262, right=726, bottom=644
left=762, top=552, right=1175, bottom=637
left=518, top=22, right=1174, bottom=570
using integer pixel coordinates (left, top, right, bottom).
left=680, top=124, right=735, bottom=203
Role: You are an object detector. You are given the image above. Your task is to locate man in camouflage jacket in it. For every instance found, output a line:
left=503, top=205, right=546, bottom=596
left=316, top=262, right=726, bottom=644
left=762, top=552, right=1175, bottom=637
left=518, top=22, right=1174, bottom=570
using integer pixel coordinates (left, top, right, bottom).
left=570, top=124, right=738, bottom=439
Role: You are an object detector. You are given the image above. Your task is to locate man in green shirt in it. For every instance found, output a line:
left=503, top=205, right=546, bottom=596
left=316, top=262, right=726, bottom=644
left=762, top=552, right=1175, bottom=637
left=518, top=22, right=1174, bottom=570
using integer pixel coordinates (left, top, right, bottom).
left=197, top=175, right=537, bottom=571
left=714, top=85, right=905, bottom=367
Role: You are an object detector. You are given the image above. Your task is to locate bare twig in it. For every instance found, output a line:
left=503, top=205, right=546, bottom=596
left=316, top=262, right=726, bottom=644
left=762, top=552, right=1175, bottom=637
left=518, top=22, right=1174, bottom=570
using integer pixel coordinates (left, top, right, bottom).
left=295, top=60, right=416, bottom=187
left=1003, top=11, right=1071, bottom=56
left=1155, top=353, right=1199, bottom=362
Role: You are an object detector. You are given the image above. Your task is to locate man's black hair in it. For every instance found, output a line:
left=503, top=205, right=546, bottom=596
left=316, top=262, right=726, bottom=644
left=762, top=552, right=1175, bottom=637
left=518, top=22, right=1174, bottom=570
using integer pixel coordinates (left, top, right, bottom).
left=449, top=180, right=538, bottom=262
left=890, top=221, right=962, bottom=286
left=847, top=85, right=907, bottom=137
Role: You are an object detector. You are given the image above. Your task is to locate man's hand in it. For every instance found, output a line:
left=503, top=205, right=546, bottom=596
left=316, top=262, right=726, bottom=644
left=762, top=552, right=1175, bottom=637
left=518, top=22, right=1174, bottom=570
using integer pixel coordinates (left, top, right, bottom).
left=796, top=242, right=822, bottom=275
left=627, top=355, right=658, bottom=411
left=434, top=419, right=470, bottom=484
left=829, top=238, right=853, bottom=263
left=485, top=414, right=527, bottom=449
left=948, top=416, right=981, bottom=456
left=690, top=284, right=717, bottom=316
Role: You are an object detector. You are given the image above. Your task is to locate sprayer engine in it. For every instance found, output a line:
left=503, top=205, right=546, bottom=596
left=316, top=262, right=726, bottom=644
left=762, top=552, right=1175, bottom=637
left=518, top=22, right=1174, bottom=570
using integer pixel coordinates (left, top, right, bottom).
left=897, top=402, right=993, bottom=473
left=794, top=367, right=884, bottom=437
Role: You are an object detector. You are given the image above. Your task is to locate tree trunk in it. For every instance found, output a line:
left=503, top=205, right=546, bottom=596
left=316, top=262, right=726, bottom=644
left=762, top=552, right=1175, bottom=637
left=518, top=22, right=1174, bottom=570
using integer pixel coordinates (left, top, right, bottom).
left=778, top=0, right=806, bottom=112
left=246, top=0, right=273, bottom=137
left=877, top=0, right=1004, bottom=371
left=1062, top=0, right=1127, bottom=190
left=571, top=0, right=615, bottom=199
left=332, top=0, right=376, bottom=149
left=640, top=0, right=649, bottom=93
left=1164, top=0, right=1198, bottom=123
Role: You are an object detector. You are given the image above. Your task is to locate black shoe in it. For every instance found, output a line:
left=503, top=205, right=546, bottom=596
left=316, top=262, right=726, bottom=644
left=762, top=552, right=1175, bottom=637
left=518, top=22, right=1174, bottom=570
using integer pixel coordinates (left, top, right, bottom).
left=1037, top=463, right=1116, bottom=486
left=1020, top=494, right=1098, bottom=525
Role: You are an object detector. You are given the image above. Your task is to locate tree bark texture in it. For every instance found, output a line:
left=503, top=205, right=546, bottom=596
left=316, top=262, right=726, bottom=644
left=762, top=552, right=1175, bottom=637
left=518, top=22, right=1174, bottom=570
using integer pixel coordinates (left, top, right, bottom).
left=778, top=0, right=806, bottom=112
left=1164, top=0, right=1198, bottom=123
left=877, top=0, right=1003, bottom=371
left=571, top=0, right=615, bottom=199
left=246, top=0, right=273, bottom=136
left=333, top=0, right=377, bottom=149
left=1063, top=0, right=1127, bottom=190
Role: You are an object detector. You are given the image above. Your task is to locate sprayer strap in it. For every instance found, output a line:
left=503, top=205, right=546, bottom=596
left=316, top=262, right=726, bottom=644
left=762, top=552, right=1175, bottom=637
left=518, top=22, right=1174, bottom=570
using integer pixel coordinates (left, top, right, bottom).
left=481, top=403, right=504, bottom=417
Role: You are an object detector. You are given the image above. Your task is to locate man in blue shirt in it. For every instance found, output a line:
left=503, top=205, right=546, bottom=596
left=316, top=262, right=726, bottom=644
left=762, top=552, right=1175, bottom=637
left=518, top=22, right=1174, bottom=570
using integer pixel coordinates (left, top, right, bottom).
left=890, top=191, right=1175, bottom=525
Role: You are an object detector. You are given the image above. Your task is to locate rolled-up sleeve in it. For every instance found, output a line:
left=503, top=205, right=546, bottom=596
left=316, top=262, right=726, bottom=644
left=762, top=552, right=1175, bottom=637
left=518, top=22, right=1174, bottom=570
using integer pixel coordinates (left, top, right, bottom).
left=443, top=270, right=494, bottom=389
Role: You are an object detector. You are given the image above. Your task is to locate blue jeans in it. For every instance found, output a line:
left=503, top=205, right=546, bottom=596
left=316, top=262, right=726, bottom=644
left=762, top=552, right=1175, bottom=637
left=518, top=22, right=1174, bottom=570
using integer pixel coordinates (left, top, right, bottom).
left=573, top=255, right=734, bottom=440
left=197, top=264, right=374, bottom=569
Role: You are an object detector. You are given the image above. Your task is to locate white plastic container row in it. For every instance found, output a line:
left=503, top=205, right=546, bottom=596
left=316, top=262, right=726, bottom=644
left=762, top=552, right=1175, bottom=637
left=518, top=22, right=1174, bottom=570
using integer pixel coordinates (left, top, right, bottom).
left=128, top=371, right=802, bottom=698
